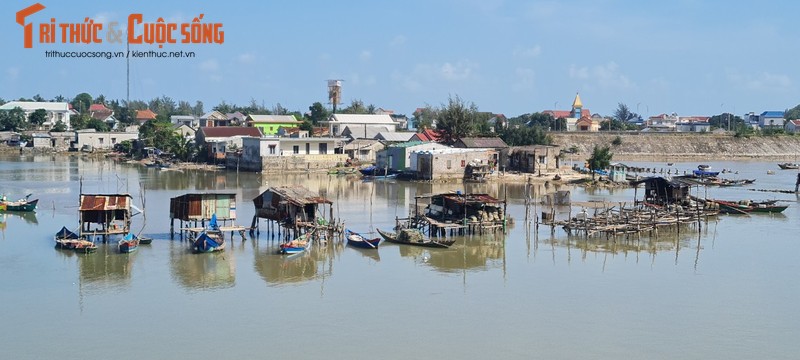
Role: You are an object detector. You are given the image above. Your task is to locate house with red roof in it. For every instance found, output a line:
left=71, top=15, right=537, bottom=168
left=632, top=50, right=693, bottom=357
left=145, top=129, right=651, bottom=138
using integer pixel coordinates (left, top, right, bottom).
left=786, top=119, right=800, bottom=134
left=135, top=109, right=157, bottom=124
left=410, top=128, right=442, bottom=142
left=196, top=126, right=263, bottom=160
left=89, top=103, right=117, bottom=129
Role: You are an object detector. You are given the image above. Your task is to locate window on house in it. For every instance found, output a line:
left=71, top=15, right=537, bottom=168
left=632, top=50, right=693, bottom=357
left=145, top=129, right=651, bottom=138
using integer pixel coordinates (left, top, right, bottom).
left=319, top=143, right=327, bottom=154
left=99, top=138, right=104, bottom=145
left=293, top=145, right=299, bottom=154
left=447, top=160, right=452, bottom=169
left=305, top=143, right=310, bottom=154
left=538, top=155, right=546, bottom=164
left=269, top=145, right=276, bottom=154
left=111, top=138, right=117, bottom=144
left=461, top=160, right=466, bottom=167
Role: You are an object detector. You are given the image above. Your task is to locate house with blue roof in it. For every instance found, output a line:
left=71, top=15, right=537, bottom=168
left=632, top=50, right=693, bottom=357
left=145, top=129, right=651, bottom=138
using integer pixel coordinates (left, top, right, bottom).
left=758, top=111, right=785, bottom=129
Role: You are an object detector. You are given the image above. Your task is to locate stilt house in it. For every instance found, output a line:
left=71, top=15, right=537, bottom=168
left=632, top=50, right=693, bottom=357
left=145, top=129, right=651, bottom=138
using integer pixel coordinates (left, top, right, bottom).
left=252, top=186, right=333, bottom=228
left=79, top=194, right=133, bottom=237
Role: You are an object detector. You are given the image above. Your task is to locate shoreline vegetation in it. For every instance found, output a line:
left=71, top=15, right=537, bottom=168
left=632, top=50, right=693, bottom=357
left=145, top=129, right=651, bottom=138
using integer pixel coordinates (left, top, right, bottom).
left=4, top=132, right=800, bottom=186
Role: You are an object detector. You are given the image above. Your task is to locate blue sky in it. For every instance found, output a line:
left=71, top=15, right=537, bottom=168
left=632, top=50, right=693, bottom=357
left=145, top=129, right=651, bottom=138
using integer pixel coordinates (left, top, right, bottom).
left=2, top=0, right=799, bottom=118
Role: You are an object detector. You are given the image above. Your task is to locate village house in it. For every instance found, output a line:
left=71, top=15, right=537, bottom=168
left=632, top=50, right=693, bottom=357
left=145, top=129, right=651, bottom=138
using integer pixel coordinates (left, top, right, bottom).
left=75, top=129, right=138, bottom=151
left=758, top=111, right=785, bottom=129
left=503, top=145, right=561, bottom=173
left=412, top=147, right=497, bottom=181
left=89, top=103, right=118, bottom=130
left=325, top=114, right=398, bottom=137
left=785, top=119, right=800, bottom=134
left=135, top=109, right=157, bottom=124
left=235, top=136, right=347, bottom=172
left=196, top=126, right=263, bottom=161
left=0, top=101, right=72, bottom=130
left=30, top=132, right=73, bottom=151
left=343, top=139, right=385, bottom=163
left=375, top=132, right=415, bottom=143
left=542, top=93, right=590, bottom=131
left=410, top=128, right=442, bottom=142
left=645, top=113, right=679, bottom=132
left=226, top=112, right=247, bottom=126
left=200, top=110, right=229, bottom=127
left=173, top=123, right=196, bottom=140
left=340, top=125, right=393, bottom=140
left=376, top=141, right=450, bottom=173
left=171, top=115, right=200, bottom=128
left=247, top=114, right=303, bottom=136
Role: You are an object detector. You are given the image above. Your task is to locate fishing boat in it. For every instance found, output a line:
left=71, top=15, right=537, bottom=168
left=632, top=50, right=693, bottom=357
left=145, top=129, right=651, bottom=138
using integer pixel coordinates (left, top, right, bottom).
left=192, top=214, right=225, bottom=253
left=137, top=235, right=153, bottom=244
left=697, top=164, right=711, bottom=170
left=692, top=169, right=720, bottom=177
left=73, top=240, right=98, bottom=254
left=359, top=165, right=394, bottom=177
left=714, top=199, right=789, bottom=214
left=278, top=229, right=314, bottom=255
left=376, top=228, right=455, bottom=248
left=54, top=226, right=84, bottom=250
left=777, top=163, right=800, bottom=170
left=118, top=232, right=140, bottom=253
left=345, top=229, right=381, bottom=249
left=0, top=194, right=38, bottom=212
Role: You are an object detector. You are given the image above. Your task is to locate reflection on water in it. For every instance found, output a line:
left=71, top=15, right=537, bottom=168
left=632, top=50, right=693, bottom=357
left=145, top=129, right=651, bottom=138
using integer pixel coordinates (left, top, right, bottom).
left=76, top=245, right=136, bottom=292
left=253, top=240, right=344, bottom=286
left=0, top=211, right=38, bottom=226
left=387, top=234, right=506, bottom=273
left=170, top=242, right=235, bottom=290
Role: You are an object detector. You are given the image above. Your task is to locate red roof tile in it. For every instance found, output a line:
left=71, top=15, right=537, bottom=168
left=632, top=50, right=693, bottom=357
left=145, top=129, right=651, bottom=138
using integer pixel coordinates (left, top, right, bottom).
left=136, top=109, right=157, bottom=120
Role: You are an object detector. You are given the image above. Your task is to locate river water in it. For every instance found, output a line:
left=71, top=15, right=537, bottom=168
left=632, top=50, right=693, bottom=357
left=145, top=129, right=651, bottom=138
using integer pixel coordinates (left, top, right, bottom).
left=0, top=154, right=798, bottom=359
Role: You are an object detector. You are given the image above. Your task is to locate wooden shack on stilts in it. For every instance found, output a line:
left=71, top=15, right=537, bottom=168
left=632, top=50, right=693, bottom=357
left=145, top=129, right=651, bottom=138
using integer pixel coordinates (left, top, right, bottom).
left=169, top=193, right=238, bottom=239
left=251, top=186, right=339, bottom=241
left=78, top=194, right=134, bottom=242
left=401, top=192, right=508, bottom=237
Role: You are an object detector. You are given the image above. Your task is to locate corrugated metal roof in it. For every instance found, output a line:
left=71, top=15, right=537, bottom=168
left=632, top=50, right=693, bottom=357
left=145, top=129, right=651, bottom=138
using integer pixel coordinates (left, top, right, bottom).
left=376, top=132, right=415, bottom=142
left=200, top=127, right=263, bottom=138
left=264, top=186, right=332, bottom=206
left=457, top=137, right=508, bottom=148
left=0, top=101, right=69, bottom=111
left=329, top=114, right=396, bottom=124
left=248, top=114, right=301, bottom=123
left=79, top=194, right=132, bottom=211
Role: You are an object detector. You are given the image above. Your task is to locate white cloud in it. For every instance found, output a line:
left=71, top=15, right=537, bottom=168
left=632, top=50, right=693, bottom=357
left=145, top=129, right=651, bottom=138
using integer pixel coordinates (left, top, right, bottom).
left=726, top=68, right=791, bottom=91
left=198, top=59, right=219, bottom=72
left=238, top=53, right=256, bottom=64
left=359, top=50, right=372, bottom=62
left=392, top=59, right=478, bottom=93
left=93, top=12, right=115, bottom=24
left=569, top=62, right=634, bottom=89
left=440, top=60, right=478, bottom=81
left=513, top=45, right=541, bottom=58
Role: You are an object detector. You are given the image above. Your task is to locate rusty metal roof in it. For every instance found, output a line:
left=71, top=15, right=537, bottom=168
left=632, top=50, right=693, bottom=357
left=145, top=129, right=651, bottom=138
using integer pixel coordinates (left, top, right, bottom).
left=79, top=194, right=132, bottom=211
left=265, top=186, right=332, bottom=206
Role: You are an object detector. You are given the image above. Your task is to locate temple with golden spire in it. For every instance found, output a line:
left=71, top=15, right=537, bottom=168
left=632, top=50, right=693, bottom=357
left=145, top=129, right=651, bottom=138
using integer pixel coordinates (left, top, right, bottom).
left=543, top=92, right=597, bottom=131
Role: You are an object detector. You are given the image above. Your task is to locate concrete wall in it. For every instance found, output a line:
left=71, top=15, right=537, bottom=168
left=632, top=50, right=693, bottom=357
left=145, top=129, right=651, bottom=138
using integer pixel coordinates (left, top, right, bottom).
left=551, top=132, right=800, bottom=160
left=416, top=150, right=495, bottom=180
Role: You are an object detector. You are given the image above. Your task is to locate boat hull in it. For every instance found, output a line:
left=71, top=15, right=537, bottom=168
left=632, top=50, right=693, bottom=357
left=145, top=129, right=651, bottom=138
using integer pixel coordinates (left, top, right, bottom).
left=0, top=199, right=38, bottom=212
left=345, top=230, right=381, bottom=249
left=192, top=231, right=225, bottom=253
left=376, top=228, right=455, bottom=248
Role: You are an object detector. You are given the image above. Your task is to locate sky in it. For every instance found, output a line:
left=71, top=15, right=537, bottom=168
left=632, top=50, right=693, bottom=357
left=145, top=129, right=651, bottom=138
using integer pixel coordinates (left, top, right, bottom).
left=2, top=0, right=799, bottom=118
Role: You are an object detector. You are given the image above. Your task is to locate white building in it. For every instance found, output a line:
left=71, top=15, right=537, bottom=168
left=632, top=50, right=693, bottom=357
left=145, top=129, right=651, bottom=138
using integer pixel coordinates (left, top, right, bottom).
left=0, top=101, right=71, bottom=130
left=325, top=114, right=398, bottom=137
left=75, top=129, right=138, bottom=151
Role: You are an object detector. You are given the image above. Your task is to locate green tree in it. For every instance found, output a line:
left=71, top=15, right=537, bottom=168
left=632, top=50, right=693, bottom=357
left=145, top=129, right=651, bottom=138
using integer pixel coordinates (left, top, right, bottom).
left=71, top=92, right=93, bottom=113
left=587, top=145, right=613, bottom=180
left=499, top=125, right=551, bottom=146
left=28, top=108, right=47, bottom=128
left=51, top=120, right=67, bottom=132
left=709, top=113, right=744, bottom=130
left=0, top=107, right=27, bottom=131
left=86, top=118, right=110, bottom=132
left=413, top=105, right=437, bottom=130
left=306, top=102, right=330, bottom=125
left=340, top=99, right=368, bottom=114
left=299, top=120, right=313, bottom=132
left=435, top=95, right=478, bottom=145
left=612, top=103, right=639, bottom=123
left=32, top=94, right=46, bottom=102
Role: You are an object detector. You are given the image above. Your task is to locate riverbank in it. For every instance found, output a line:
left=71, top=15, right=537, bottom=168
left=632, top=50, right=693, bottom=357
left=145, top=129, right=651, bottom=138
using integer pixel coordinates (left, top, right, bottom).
left=551, top=132, right=800, bottom=161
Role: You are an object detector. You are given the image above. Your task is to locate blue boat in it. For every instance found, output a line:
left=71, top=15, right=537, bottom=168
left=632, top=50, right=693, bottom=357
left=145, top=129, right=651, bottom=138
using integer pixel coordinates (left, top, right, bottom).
left=692, top=169, right=720, bottom=177
left=192, top=214, right=225, bottom=253
left=118, top=232, right=139, bottom=253
left=278, top=229, right=314, bottom=255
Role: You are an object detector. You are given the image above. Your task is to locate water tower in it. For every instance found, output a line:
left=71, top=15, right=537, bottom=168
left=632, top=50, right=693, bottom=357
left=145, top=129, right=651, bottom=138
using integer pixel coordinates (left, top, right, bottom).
left=327, top=79, right=343, bottom=113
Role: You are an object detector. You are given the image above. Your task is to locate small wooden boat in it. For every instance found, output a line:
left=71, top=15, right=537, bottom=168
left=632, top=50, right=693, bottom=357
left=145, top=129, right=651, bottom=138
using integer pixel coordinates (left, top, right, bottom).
left=54, top=226, right=84, bottom=250
left=0, top=194, right=38, bottom=212
left=118, top=233, right=140, bottom=253
left=278, top=229, right=314, bottom=255
left=714, top=199, right=789, bottom=214
left=345, top=229, right=381, bottom=249
left=137, top=235, right=153, bottom=244
left=777, top=162, right=800, bottom=170
left=73, top=240, right=98, bottom=254
left=192, top=214, right=225, bottom=253
left=697, top=164, right=711, bottom=170
left=376, top=228, right=455, bottom=248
